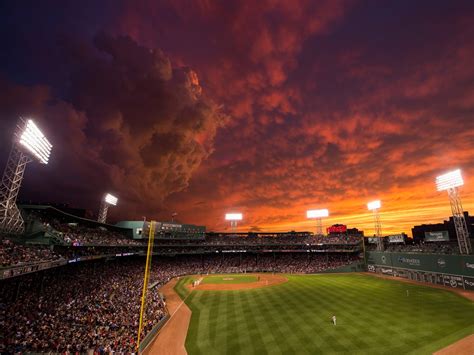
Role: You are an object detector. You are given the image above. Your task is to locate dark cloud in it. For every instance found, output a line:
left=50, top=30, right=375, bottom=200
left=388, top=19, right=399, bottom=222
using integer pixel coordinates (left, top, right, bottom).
left=1, top=1, right=474, bottom=233
left=0, top=33, right=226, bottom=219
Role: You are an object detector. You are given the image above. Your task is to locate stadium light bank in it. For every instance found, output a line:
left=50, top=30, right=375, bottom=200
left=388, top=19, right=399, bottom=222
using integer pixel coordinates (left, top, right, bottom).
left=0, top=118, right=53, bottom=234
left=98, top=193, right=118, bottom=224
left=306, top=209, right=329, bottom=236
left=225, top=213, right=243, bottom=233
left=435, top=169, right=471, bottom=254
left=367, top=200, right=383, bottom=251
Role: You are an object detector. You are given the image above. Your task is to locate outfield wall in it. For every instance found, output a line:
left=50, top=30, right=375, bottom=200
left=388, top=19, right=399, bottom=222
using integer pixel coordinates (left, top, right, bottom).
left=366, top=252, right=474, bottom=291
left=320, top=261, right=365, bottom=273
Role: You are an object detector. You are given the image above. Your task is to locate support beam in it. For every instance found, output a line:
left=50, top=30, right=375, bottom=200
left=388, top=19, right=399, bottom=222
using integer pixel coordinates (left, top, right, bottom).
left=447, top=187, right=471, bottom=254
left=316, top=217, right=323, bottom=236
left=97, top=200, right=109, bottom=224
left=0, top=144, right=32, bottom=234
left=372, top=209, right=384, bottom=251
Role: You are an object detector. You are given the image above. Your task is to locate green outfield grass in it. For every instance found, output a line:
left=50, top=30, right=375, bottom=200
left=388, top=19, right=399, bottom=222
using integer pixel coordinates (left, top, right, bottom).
left=201, top=275, right=258, bottom=285
left=175, top=274, right=474, bottom=355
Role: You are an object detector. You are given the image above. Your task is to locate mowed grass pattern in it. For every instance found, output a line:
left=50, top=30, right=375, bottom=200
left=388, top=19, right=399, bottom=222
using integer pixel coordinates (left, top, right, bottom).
left=201, top=275, right=258, bottom=284
left=176, top=274, right=474, bottom=355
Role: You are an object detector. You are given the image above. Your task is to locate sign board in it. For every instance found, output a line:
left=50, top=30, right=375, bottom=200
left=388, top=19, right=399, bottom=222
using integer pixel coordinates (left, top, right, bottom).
left=463, top=276, right=474, bottom=291
left=366, top=251, right=474, bottom=276
left=424, top=231, right=449, bottom=242
left=442, top=274, right=464, bottom=288
left=388, top=234, right=405, bottom=243
left=327, top=225, right=347, bottom=234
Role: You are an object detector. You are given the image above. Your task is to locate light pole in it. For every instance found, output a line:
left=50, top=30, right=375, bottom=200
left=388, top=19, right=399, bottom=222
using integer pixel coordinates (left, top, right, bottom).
left=225, top=213, right=243, bottom=233
left=97, top=193, right=118, bottom=223
left=436, top=169, right=471, bottom=254
left=0, top=118, right=53, bottom=234
left=306, top=209, right=329, bottom=235
left=367, top=200, right=383, bottom=251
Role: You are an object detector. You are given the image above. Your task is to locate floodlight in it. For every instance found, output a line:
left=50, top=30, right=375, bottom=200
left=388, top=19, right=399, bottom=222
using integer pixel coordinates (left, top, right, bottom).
left=225, top=213, right=243, bottom=221
left=367, top=200, right=381, bottom=211
left=307, top=209, right=329, bottom=218
left=1, top=118, right=53, bottom=234
left=367, top=199, right=383, bottom=251
left=105, top=193, right=118, bottom=206
left=306, top=209, right=329, bottom=235
left=435, top=168, right=471, bottom=254
left=98, top=193, right=118, bottom=223
left=436, top=169, right=463, bottom=191
left=225, top=212, right=242, bottom=233
left=18, top=119, right=52, bottom=164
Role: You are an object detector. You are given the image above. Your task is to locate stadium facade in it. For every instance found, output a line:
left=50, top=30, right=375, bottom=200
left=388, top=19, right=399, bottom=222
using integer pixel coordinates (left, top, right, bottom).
left=2, top=203, right=474, bottom=352
left=411, top=211, right=474, bottom=243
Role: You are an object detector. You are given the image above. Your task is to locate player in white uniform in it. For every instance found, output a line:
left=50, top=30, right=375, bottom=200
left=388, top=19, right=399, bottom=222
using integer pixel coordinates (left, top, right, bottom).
left=332, top=315, right=337, bottom=326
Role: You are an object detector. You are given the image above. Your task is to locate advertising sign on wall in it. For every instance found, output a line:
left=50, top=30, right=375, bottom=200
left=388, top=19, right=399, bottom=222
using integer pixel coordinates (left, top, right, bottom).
left=442, top=275, right=464, bottom=288
left=327, top=225, right=347, bottom=234
left=463, top=276, right=474, bottom=291
left=367, top=251, right=474, bottom=276
left=388, top=234, right=405, bottom=243
left=424, top=231, right=449, bottom=242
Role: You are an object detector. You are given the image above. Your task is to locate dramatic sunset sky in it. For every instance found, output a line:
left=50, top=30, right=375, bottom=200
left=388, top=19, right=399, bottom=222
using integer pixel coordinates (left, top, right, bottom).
left=1, top=0, right=473, bottom=235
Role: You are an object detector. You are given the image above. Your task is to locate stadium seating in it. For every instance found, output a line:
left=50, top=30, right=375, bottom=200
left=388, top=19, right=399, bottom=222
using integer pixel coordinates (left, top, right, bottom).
left=1, top=253, right=359, bottom=353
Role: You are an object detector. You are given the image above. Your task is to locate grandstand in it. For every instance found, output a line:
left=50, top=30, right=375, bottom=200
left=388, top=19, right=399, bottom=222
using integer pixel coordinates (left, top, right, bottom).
left=1, top=203, right=473, bottom=353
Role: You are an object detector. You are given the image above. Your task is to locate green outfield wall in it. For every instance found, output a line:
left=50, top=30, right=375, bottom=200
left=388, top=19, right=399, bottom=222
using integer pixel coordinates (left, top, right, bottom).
left=321, top=261, right=365, bottom=273
left=366, top=251, right=474, bottom=290
left=366, top=252, right=474, bottom=276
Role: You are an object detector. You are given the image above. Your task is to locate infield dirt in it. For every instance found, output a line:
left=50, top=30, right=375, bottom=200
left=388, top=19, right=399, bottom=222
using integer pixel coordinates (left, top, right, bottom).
left=188, top=273, right=288, bottom=291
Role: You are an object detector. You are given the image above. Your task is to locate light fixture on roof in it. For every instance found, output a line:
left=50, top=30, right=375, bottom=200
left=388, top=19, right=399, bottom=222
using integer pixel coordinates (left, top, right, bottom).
left=0, top=118, right=53, bottom=234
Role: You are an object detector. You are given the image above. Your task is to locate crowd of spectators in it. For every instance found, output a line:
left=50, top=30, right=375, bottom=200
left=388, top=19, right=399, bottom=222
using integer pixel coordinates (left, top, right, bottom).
left=53, top=225, right=145, bottom=247
left=203, top=234, right=361, bottom=246
left=0, top=237, right=63, bottom=267
left=1, top=252, right=360, bottom=353
left=1, top=229, right=362, bottom=268
left=382, top=241, right=460, bottom=254
left=31, top=211, right=144, bottom=247
left=2, top=259, right=166, bottom=353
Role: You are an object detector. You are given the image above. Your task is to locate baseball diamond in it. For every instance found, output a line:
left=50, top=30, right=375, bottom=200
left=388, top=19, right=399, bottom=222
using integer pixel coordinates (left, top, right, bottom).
left=145, top=273, right=474, bottom=355
left=3, top=3, right=474, bottom=351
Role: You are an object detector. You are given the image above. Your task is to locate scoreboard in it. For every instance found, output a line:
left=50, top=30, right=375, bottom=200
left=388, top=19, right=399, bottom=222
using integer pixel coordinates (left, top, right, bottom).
left=327, top=224, right=347, bottom=234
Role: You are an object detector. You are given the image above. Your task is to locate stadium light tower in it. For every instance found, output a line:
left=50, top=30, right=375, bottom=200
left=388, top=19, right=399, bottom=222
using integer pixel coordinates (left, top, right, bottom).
left=367, top=200, right=383, bottom=251
left=225, top=213, right=242, bottom=233
left=0, top=118, right=52, bottom=234
left=306, top=209, right=329, bottom=235
left=436, top=169, right=471, bottom=254
left=97, top=193, right=118, bottom=224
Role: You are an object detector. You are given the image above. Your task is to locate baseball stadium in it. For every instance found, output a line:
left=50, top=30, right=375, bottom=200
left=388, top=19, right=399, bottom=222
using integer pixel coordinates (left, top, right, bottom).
left=2, top=1, right=474, bottom=354
left=1, top=202, right=474, bottom=354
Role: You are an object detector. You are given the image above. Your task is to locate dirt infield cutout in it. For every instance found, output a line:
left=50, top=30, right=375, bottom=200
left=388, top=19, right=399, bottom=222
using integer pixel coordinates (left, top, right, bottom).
left=189, top=273, right=288, bottom=291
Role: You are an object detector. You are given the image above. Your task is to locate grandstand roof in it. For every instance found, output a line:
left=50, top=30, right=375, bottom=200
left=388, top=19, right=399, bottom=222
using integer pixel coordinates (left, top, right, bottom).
left=19, top=204, right=132, bottom=233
